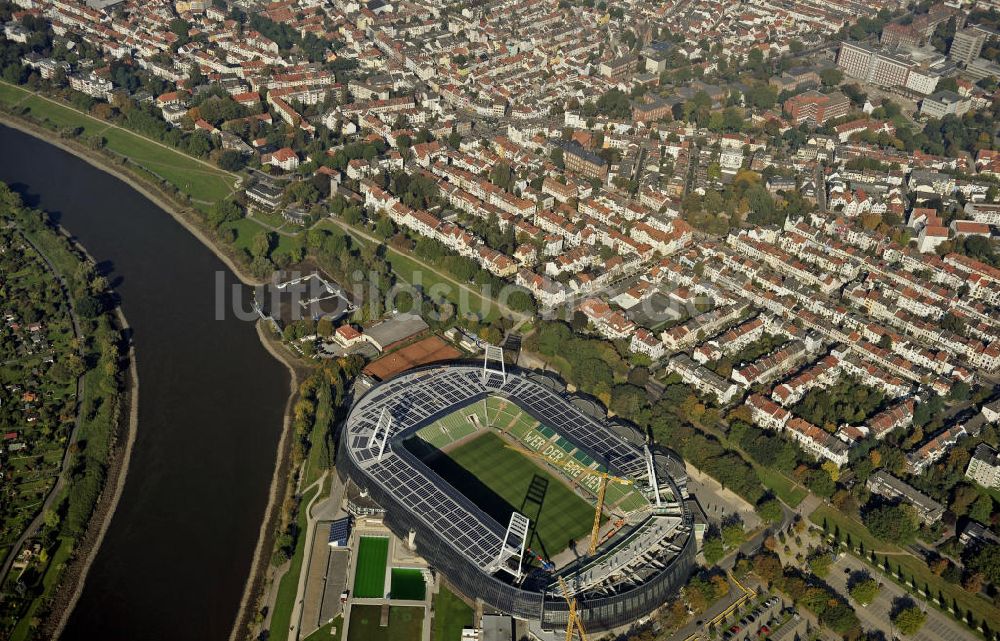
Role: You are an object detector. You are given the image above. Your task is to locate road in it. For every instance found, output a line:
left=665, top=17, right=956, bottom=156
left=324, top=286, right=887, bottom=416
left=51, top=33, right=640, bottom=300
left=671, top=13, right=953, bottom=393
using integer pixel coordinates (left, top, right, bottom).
left=825, top=555, right=972, bottom=641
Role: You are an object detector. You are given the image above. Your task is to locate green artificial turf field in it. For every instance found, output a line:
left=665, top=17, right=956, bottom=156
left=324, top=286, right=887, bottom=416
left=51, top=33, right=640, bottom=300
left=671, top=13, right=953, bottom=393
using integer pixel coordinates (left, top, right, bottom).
left=353, top=536, right=389, bottom=598
left=390, top=568, right=426, bottom=600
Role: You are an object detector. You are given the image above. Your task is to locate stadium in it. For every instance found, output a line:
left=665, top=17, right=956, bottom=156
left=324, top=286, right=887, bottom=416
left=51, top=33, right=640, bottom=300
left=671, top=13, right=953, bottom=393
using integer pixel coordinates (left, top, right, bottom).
left=336, top=357, right=696, bottom=632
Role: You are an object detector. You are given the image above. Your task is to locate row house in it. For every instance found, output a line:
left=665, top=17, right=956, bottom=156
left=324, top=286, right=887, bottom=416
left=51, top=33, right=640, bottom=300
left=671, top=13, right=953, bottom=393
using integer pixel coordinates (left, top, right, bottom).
left=784, top=417, right=849, bottom=467
left=577, top=298, right=637, bottom=341
left=730, top=340, right=807, bottom=387
left=630, top=328, right=666, bottom=361
left=515, top=269, right=567, bottom=308
left=667, top=354, right=743, bottom=405
left=746, top=393, right=791, bottom=431
left=661, top=303, right=749, bottom=352
left=692, top=317, right=765, bottom=364
left=908, top=422, right=971, bottom=475
left=866, top=398, right=916, bottom=440
left=772, top=354, right=842, bottom=407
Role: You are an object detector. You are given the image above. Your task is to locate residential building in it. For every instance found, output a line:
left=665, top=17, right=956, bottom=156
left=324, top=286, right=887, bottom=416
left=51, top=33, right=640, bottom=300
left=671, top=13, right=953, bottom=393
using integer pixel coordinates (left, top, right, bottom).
left=867, top=470, right=944, bottom=524
left=966, top=443, right=1000, bottom=488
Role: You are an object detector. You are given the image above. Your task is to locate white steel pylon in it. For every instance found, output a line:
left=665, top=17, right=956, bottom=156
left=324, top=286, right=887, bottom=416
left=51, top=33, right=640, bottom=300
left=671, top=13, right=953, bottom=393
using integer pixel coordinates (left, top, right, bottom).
left=644, top=443, right=662, bottom=507
left=375, top=407, right=392, bottom=462
left=482, top=344, right=507, bottom=387
left=488, top=512, right=530, bottom=580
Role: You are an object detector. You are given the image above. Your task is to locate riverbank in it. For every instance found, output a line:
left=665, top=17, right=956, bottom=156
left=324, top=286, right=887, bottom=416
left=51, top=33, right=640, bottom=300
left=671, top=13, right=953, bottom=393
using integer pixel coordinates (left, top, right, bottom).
left=45, top=301, right=138, bottom=640
left=230, top=322, right=306, bottom=641
left=0, top=112, right=261, bottom=288
left=2, top=113, right=308, bottom=640
left=0, top=192, right=134, bottom=640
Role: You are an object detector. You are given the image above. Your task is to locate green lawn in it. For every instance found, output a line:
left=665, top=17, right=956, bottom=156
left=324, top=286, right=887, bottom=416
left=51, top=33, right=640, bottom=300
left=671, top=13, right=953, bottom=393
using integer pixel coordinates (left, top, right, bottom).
left=0, top=81, right=28, bottom=103
left=384, top=247, right=500, bottom=322
left=753, top=464, right=806, bottom=508
left=811, top=505, right=1000, bottom=632
left=347, top=605, right=423, bottom=641
left=0, top=80, right=237, bottom=204
left=302, top=615, right=342, bottom=641
left=390, top=568, right=426, bottom=601
left=423, top=431, right=596, bottom=558
left=19, top=95, right=107, bottom=136
left=269, top=485, right=320, bottom=641
left=101, top=128, right=235, bottom=203
left=431, top=586, right=474, bottom=641
left=353, top=536, right=390, bottom=599
left=222, top=218, right=304, bottom=257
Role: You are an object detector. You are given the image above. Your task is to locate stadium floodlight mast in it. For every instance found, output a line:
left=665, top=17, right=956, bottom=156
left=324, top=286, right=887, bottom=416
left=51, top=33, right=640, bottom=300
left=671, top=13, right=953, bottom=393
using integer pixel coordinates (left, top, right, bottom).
left=644, top=444, right=662, bottom=507
left=482, top=343, right=507, bottom=387
left=488, top=512, right=530, bottom=581
left=375, top=407, right=392, bottom=462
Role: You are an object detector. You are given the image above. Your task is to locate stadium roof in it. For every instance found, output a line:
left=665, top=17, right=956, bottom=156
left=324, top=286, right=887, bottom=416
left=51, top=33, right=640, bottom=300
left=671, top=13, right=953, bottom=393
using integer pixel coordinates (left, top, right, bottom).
left=342, top=365, right=684, bottom=586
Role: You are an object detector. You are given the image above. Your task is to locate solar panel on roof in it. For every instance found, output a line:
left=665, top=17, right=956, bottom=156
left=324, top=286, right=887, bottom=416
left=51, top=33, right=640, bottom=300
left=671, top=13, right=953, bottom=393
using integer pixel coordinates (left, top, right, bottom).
left=328, top=517, right=352, bottom=547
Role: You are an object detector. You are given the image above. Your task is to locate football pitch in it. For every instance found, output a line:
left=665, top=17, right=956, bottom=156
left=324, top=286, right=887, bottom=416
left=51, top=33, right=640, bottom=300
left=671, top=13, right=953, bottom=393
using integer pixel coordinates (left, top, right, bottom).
left=424, top=431, right=597, bottom=559
left=353, top=536, right=389, bottom=598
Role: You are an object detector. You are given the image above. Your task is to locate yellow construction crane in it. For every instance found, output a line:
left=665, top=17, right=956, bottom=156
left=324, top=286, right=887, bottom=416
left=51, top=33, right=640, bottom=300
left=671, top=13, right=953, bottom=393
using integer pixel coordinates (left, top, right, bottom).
left=505, top=444, right=632, bottom=555
left=558, top=575, right=589, bottom=641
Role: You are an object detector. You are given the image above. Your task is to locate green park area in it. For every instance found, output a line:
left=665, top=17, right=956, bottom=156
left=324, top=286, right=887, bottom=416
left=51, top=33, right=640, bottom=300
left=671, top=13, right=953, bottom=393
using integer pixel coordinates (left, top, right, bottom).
left=347, top=605, right=423, bottom=641
left=0, top=81, right=237, bottom=205
left=353, top=536, right=390, bottom=599
left=431, top=586, right=474, bottom=641
left=424, top=431, right=596, bottom=558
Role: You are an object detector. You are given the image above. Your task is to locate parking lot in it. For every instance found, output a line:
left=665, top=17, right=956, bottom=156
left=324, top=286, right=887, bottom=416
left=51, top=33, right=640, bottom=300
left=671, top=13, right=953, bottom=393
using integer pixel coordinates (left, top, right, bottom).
left=825, top=555, right=973, bottom=641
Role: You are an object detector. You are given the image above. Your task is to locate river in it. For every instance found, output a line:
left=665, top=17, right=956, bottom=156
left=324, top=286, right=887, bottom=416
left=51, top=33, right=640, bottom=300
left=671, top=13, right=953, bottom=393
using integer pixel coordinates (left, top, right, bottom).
left=0, top=124, right=290, bottom=641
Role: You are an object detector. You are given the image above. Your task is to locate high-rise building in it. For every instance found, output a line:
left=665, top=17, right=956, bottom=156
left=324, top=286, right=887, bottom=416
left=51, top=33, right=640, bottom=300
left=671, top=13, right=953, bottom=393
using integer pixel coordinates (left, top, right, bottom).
left=950, top=28, right=986, bottom=65
left=967, top=443, right=1000, bottom=488
left=837, top=42, right=912, bottom=89
left=837, top=42, right=876, bottom=80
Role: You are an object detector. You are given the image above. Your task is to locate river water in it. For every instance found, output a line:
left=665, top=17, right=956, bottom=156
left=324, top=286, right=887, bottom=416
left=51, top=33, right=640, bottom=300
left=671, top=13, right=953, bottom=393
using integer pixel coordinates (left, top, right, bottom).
left=0, top=124, right=290, bottom=641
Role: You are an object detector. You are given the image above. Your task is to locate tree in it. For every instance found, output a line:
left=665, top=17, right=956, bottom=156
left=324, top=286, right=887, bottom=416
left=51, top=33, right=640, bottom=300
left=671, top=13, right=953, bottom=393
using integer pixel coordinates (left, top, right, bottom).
left=757, top=498, right=783, bottom=524
left=752, top=552, right=783, bottom=584
left=968, top=543, right=1000, bottom=584
left=722, top=523, right=745, bottom=548
left=849, top=578, right=879, bottom=605
left=251, top=231, right=275, bottom=260
left=893, top=605, right=926, bottom=635
left=865, top=503, right=917, bottom=544
left=703, top=534, right=725, bottom=565
left=819, top=68, right=843, bottom=87
left=969, top=494, right=993, bottom=524
left=808, top=551, right=832, bottom=578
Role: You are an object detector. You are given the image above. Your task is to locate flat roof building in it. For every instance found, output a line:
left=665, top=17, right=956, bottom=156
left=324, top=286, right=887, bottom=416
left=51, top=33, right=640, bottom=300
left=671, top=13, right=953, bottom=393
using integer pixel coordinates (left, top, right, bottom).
left=867, top=470, right=944, bottom=524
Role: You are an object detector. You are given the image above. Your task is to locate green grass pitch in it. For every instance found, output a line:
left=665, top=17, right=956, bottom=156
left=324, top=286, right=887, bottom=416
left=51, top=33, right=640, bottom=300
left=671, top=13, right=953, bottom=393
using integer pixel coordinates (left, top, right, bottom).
left=347, top=605, right=423, bottom=641
left=425, top=431, right=597, bottom=559
left=353, top=536, right=389, bottom=598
